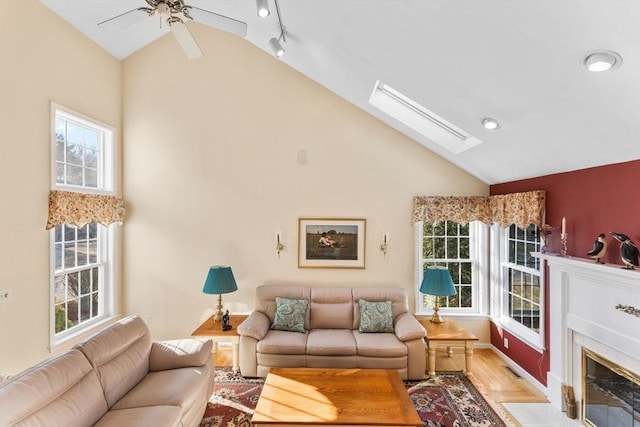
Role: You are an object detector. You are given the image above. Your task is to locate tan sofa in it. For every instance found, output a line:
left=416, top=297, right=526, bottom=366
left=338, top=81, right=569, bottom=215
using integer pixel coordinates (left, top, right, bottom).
left=237, top=286, right=426, bottom=380
left=0, top=315, right=214, bottom=427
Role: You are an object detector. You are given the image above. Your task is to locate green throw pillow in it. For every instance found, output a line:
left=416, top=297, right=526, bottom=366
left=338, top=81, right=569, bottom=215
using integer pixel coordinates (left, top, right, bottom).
left=358, top=299, right=394, bottom=333
left=271, top=297, right=309, bottom=333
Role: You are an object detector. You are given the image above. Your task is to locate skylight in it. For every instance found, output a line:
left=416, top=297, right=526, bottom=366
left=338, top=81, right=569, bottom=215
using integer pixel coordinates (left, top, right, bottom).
left=369, top=81, right=482, bottom=154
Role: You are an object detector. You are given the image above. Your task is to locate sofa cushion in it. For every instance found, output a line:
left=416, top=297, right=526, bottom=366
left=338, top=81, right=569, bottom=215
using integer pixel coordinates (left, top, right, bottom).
left=93, top=406, right=182, bottom=427
left=255, top=286, right=311, bottom=328
left=0, top=349, right=107, bottom=427
left=352, top=331, right=407, bottom=358
left=306, top=329, right=357, bottom=356
left=352, top=288, right=409, bottom=330
left=112, top=364, right=212, bottom=412
left=149, top=338, right=213, bottom=371
left=75, top=316, right=152, bottom=408
left=257, top=330, right=307, bottom=354
left=358, top=299, right=394, bottom=333
left=309, top=287, right=353, bottom=329
left=271, top=297, right=308, bottom=333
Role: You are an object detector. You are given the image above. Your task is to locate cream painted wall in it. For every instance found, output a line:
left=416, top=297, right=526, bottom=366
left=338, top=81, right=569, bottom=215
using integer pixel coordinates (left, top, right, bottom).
left=0, top=1, right=121, bottom=375
left=122, top=25, right=489, bottom=340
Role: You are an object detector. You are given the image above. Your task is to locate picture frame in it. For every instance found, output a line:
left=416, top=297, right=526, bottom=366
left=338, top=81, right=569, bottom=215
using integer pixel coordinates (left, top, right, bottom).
left=298, top=218, right=366, bottom=269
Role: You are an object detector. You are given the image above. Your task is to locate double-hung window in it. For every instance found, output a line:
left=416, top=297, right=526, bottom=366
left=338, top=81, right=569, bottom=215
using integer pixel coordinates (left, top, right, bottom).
left=416, top=221, right=485, bottom=314
left=499, top=224, right=544, bottom=350
left=50, top=105, right=116, bottom=345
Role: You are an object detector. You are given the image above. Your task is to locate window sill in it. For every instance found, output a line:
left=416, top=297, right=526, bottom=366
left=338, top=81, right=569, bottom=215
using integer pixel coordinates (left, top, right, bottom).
left=415, top=312, right=490, bottom=322
left=50, top=314, right=121, bottom=353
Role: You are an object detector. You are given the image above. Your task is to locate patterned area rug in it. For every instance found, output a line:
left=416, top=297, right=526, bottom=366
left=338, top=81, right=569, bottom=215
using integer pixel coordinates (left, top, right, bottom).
left=200, top=369, right=512, bottom=427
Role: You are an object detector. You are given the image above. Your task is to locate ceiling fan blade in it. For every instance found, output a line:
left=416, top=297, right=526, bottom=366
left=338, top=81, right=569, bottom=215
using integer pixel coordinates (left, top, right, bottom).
left=98, top=8, right=152, bottom=31
left=184, top=6, right=248, bottom=37
left=171, top=21, right=203, bottom=59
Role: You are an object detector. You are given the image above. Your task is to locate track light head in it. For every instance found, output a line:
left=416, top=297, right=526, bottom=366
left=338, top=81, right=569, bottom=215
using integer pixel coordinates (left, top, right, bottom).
left=256, top=0, right=270, bottom=17
left=269, top=37, right=284, bottom=57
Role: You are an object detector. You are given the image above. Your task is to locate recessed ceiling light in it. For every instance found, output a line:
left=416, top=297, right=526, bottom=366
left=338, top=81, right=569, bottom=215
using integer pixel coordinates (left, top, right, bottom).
left=584, top=50, right=622, bottom=72
left=481, top=117, right=500, bottom=130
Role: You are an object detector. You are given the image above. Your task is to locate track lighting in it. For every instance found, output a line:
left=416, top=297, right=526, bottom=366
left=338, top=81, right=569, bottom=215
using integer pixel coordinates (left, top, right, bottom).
left=256, top=0, right=270, bottom=18
left=267, top=0, right=286, bottom=58
left=269, top=37, right=284, bottom=57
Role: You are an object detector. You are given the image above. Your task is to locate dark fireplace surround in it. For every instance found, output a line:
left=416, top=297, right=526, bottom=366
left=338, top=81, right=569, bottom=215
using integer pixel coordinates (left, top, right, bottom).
left=582, top=347, right=640, bottom=426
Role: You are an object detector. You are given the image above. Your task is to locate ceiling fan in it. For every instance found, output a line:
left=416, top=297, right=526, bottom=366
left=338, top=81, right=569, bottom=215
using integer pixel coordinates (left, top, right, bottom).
left=98, top=0, right=248, bottom=59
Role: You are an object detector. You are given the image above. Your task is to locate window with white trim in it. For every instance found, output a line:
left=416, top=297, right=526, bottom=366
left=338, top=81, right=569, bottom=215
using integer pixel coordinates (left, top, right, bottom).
left=51, top=105, right=115, bottom=342
left=500, top=224, right=543, bottom=348
left=416, top=221, right=484, bottom=314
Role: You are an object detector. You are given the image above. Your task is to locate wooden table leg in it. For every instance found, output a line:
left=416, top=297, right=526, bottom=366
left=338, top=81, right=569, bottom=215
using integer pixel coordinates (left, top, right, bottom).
left=428, top=343, right=436, bottom=376
left=232, top=341, right=240, bottom=374
left=464, top=340, right=474, bottom=374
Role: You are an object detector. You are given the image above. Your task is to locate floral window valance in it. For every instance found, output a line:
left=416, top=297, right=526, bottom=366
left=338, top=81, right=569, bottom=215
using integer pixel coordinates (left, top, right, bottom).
left=412, top=196, right=491, bottom=225
left=489, top=190, right=546, bottom=228
left=412, top=190, right=545, bottom=229
left=46, top=190, right=125, bottom=230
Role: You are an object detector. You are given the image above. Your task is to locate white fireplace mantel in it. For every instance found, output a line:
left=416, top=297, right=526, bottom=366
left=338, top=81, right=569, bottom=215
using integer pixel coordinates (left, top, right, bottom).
left=535, top=252, right=640, bottom=412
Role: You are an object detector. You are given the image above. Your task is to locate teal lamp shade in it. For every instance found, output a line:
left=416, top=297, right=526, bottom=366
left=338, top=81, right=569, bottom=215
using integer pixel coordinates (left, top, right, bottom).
left=203, top=266, right=238, bottom=321
left=203, top=266, right=238, bottom=295
left=420, top=266, right=456, bottom=323
left=420, top=266, right=456, bottom=296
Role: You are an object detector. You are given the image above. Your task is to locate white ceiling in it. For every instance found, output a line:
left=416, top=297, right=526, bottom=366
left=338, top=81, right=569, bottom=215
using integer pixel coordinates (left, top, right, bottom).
left=41, top=0, right=640, bottom=184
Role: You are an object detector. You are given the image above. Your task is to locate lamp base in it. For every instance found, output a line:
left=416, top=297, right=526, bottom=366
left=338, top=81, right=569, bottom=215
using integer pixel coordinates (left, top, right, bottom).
left=213, top=294, right=224, bottom=322
left=430, top=301, right=444, bottom=323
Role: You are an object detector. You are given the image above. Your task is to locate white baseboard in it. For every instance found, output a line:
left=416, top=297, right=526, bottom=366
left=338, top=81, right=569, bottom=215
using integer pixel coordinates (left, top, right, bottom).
left=489, top=345, right=548, bottom=396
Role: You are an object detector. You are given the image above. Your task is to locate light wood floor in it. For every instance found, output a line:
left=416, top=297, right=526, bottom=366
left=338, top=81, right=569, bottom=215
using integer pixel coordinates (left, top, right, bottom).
left=213, top=346, right=548, bottom=404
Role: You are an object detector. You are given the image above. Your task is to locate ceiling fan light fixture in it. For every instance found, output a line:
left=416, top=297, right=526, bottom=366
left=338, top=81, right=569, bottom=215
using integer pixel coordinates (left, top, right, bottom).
left=269, top=37, right=284, bottom=57
left=481, top=117, right=501, bottom=130
left=256, top=0, right=270, bottom=17
left=584, top=50, right=622, bottom=72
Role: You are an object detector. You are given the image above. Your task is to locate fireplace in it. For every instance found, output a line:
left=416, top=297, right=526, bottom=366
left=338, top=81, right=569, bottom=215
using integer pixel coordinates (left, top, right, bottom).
left=582, top=348, right=640, bottom=426
left=538, top=253, right=640, bottom=423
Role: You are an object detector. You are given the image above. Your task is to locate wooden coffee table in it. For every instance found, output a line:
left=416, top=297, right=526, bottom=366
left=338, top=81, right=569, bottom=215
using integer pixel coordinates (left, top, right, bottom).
left=252, top=368, right=421, bottom=427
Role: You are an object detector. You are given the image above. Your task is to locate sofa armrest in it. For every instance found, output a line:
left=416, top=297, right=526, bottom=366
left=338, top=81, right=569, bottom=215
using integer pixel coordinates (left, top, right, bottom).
left=394, top=313, right=426, bottom=342
left=237, top=311, right=270, bottom=340
left=149, top=338, right=213, bottom=371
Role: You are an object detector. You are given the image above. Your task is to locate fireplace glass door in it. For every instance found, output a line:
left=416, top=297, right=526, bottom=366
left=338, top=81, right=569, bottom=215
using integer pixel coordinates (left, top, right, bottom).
left=582, top=348, right=640, bottom=427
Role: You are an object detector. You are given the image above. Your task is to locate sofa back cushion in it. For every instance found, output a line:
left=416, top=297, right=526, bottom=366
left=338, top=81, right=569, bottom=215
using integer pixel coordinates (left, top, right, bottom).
left=309, top=287, right=353, bottom=329
left=255, top=286, right=311, bottom=328
left=0, top=349, right=107, bottom=427
left=75, top=315, right=151, bottom=408
left=352, top=288, right=409, bottom=330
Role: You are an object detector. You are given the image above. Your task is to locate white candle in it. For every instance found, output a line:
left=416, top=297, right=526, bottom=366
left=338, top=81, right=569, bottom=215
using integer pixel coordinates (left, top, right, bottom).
left=561, top=217, right=566, bottom=235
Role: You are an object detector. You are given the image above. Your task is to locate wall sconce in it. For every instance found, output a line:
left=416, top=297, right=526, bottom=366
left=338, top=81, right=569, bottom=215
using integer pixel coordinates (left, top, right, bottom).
left=379, top=233, right=388, bottom=256
left=276, top=232, right=284, bottom=258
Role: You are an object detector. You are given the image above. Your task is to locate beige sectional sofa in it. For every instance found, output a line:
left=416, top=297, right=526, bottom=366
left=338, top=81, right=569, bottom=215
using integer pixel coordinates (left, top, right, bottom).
left=237, top=285, right=426, bottom=380
left=0, top=315, right=214, bottom=427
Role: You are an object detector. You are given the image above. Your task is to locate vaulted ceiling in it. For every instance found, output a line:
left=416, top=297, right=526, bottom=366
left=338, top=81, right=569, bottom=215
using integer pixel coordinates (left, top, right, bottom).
left=41, top=0, right=640, bottom=184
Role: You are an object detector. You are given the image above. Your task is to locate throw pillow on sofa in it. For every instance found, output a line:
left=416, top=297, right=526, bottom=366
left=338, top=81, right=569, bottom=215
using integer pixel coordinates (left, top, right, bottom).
left=271, top=297, right=308, bottom=333
left=358, top=299, right=394, bottom=333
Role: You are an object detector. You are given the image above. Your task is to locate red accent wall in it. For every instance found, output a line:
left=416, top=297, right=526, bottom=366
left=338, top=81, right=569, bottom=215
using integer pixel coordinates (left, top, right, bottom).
left=489, top=159, right=640, bottom=385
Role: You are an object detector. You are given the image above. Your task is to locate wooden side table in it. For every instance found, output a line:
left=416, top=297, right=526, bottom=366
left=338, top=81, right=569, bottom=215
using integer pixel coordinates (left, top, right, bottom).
left=191, top=314, right=247, bottom=374
left=418, top=317, right=478, bottom=376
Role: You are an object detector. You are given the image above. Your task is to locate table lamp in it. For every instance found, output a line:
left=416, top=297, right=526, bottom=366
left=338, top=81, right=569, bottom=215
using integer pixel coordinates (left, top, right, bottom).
left=420, top=265, right=457, bottom=323
left=202, top=265, right=238, bottom=322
